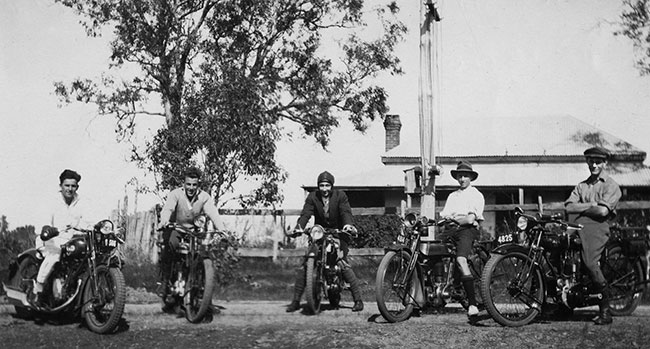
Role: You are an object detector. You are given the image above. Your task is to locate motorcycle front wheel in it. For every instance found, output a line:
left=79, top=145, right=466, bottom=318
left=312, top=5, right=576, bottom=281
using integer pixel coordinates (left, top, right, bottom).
left=184, top=258, right=215, bottom=323
left=305, top=256, right=322, bottom=314
left=602, top=245, right=644, bottom=316
left=480, top=251, right=544, bottom=327
left=375, top=250, right=414, bottom=323
left=82, top=266, right=126, bottom=334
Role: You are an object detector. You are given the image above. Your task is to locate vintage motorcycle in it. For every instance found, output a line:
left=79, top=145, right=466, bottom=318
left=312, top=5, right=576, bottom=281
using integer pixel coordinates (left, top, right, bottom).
left=157, top=216, right=220, bottom=323
left=290, top=225, right=356, bottom=314
left=481, top=207, right=648, bottom=327
left=2, top=220, right=126, bottom=334
left=375, top=212, right=492, bottom=322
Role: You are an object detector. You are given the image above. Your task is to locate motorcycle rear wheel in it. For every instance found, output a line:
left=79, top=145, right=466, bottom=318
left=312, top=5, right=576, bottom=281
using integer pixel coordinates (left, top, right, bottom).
left=375, top=250, right=414, bottom=323
left=305, top=257, right=322, bottom=314
left=602, top=245, right=644, bottom=316
left=8, top=257, right=39, bottom=318
left=184, top=258, right=215, bottom=323
left=82, top=266, right=126, bottom=334
left=481, top=251, right=544, bottom=327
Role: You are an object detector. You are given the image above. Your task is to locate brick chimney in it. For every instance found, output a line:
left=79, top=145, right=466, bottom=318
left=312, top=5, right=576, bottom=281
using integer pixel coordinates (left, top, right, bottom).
left=383, top=114, right=402, bottom=151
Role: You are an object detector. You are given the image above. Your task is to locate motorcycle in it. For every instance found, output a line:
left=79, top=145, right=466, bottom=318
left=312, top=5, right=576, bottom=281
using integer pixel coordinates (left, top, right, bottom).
left=290, top=225, right=356, bottom=314
left=480, top=207, right=648, bottom=327
left=157, top=216, right=221, bottom=323
left=2, top=220, right=126, bottom=334
left=375, top=212, right=492, bottom=322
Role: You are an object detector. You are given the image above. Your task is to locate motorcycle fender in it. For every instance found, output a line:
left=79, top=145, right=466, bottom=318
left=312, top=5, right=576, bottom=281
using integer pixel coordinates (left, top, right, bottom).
left=7, top=249, right=42, bottom=281
left=307, top=244, right=320, bottom=257
left=490, top=243, right=529, bottom=256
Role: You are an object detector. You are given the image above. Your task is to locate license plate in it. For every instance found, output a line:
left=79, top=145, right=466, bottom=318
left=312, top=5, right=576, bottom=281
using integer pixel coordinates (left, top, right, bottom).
left=497, top=232, right=515, bottom=244
left=106, top=240, right=117, bottom=247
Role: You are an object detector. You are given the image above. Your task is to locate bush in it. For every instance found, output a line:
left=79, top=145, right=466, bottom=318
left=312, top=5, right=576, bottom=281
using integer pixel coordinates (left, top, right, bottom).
left=350, top=214, right=402, bottom=248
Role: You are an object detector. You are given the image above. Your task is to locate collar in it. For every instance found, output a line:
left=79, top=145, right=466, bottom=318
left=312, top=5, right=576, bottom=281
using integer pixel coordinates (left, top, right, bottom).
left=182, top=188, right=203, bottom=202
left=59, top=191, right=80, bottom=206
left=585, top=172, right=610, bottom=184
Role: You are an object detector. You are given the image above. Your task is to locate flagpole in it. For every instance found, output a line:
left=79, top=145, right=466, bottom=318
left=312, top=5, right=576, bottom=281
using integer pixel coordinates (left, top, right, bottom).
left=419, top=1, right=441, bottom=223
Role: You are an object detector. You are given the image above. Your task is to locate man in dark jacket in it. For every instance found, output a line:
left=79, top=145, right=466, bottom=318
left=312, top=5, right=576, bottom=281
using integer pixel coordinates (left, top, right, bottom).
left=286, top=171, right=364, bottom=312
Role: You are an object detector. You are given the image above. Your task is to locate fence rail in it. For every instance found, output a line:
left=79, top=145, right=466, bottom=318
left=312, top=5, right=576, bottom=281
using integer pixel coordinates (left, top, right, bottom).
left=119, top=200, right=650, bottom=263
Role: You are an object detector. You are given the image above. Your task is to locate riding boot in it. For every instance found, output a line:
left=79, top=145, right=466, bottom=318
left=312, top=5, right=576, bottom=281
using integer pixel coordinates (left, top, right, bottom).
left=342, top=267, right=364, bottom=312
left=593, top=282, right=612, bottom=325
left=287, top=269, right=306, bottom=312
left=461, top=275, right=479, bottom=316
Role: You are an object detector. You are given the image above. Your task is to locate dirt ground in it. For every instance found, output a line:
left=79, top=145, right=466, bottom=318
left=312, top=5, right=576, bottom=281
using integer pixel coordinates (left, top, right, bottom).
left=1, top=300, right=650, bottom=348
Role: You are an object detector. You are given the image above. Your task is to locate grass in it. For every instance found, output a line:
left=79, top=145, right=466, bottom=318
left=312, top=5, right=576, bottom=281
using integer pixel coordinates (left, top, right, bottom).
left=120, top=254, right=383, bottom=303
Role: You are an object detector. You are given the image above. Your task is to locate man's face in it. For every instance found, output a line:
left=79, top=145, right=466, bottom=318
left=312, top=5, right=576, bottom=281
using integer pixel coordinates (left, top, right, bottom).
left=318, top=182, right=332, bottom=198
left=183, top=177, right=199, bottom=198
left=60, top=179, right=79, bottom=201
left=586, top=157, right=607, bottom=177
left=455, top=173, right=472, bottom=189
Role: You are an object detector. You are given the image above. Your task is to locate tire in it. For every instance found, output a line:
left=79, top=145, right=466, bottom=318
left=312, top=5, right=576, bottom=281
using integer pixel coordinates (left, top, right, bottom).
left=375, top=250, right=415, bottom=323
left=184, top=258, right=215, bottom=323
left=602, top=245, right=644, bottom=316
left=480, top=251, right=544, bottom=327
left=8, top=258, right=39, bottom=318
left=82, top=266, right=126, bottom=334
left=305, top=257, right=322, bottom=314
left=328, top=289, right=341, bottom=308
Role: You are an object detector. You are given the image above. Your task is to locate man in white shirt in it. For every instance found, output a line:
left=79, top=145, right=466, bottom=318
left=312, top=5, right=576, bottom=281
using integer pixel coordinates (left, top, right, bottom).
left=34, top=169, right=92, bottom=297
left=439, top=160, right=485, bottom=317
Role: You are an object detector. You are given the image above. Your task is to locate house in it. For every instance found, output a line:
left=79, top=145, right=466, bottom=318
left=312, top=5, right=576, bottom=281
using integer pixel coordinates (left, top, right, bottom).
left=303, top=114, right=650, bottom=237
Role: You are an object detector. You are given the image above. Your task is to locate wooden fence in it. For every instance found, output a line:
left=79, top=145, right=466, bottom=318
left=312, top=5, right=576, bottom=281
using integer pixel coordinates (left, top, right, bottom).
left=117, top=201, right=650, bottom=263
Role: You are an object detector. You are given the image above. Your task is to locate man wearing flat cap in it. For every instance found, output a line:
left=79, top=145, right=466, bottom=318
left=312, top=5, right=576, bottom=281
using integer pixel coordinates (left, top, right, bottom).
left=439, top=160, right=485, bottom=317
left=565, top=146, right=622, bottom=325
left=286, top=171, right=364, bottom=313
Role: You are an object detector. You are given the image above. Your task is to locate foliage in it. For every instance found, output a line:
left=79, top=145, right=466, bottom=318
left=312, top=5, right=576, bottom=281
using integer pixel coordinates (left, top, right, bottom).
left=209, top=230, right=244, bottom=286
left=53, top=0, right=407, bottom=207
left=350, top=214, right=401, bottom=248
left=618, top=0, right=650, bottom=75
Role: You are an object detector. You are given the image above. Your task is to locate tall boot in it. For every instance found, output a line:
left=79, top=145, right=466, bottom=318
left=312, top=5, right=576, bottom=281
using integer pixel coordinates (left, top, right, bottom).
left=342, top=267, right=364, bottom=312
left=287, top=269, right=305, bottom=312
left=461, top=275, right=479, bottom=316
left=593, top=282, right=612, bottom=325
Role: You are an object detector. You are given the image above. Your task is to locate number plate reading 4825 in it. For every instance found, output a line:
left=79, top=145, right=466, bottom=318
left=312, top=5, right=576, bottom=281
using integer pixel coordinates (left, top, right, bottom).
left=497, top=232, right=514, bottom=244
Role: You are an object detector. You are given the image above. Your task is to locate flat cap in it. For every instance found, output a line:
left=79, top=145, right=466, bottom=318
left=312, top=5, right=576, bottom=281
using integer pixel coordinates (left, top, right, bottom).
left=583, top=146, right=610, bottom=160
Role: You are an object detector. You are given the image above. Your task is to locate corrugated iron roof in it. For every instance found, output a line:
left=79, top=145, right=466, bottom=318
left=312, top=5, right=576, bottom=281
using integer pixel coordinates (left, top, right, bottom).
left=331, top=162, right=650, bottom=189
left=384, top=115, right=646, bottom=161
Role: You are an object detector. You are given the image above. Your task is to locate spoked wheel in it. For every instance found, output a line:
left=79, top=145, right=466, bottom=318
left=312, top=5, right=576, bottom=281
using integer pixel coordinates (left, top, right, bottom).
left=184, top=258, right=215, bottom=323
left=602, top=245, right=644, bottom=316
left=481, top=251, right=544, bottom=327
left=375, top=250, right=415, bottom=322
left=305, top=257, right=322, bottom=314
left=82, top=266, right=126, bottom=334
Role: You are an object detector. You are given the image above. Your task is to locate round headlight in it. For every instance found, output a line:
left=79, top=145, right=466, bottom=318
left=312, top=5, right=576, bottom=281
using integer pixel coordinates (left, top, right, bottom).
left=194, top=215, right=207, bottom=228
left=99, top=220, right=114, bottom=235
left=311, top=225, right=325, bottom=241
left=404, top=213, right=418, bottom=228
left=516, top=216, right=528, bottom=231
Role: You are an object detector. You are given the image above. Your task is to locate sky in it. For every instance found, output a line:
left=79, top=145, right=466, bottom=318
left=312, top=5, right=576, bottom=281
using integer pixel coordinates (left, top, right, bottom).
left=2, top=0, right=650, bottom=228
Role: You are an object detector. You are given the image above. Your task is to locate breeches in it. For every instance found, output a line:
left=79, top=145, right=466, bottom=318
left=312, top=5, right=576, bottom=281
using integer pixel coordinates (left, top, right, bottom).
left=577, top=220, right=610, bottom=285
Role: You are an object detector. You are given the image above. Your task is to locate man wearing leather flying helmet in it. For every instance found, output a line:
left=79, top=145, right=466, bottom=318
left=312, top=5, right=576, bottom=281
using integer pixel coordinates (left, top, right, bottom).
left=286, top=171, right=364, bottom=313
left=565, top=146, right=621, bottom=325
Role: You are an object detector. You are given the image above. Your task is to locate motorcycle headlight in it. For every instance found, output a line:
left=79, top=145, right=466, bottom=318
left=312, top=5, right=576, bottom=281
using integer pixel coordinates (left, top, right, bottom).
left=194, top=215, right=207, bottom=228
left=517, top=216, right=528, bottom=231
left=99, top=220, right=114, bottom=235
left=311, top=225, right=325, bottom=241
left=404, top=213, right=418, bottom=228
